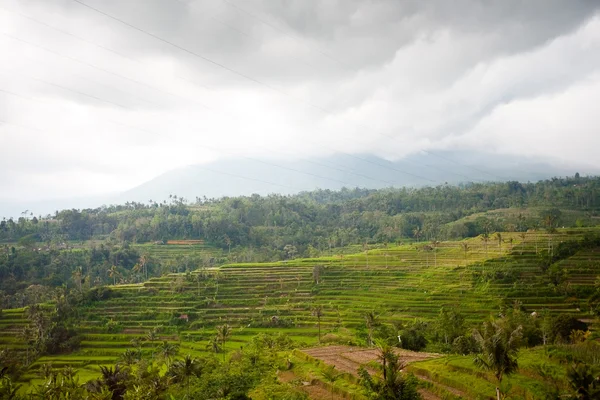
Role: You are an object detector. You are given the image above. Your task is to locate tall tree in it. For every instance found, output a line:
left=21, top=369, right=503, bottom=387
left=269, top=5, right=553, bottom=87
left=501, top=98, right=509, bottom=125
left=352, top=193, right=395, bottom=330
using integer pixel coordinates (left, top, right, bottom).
left=473, top=319, right=523, bottom=400
left=170, top=354, right=202, bottom=399
left=312, top=306, right=324, bottom=344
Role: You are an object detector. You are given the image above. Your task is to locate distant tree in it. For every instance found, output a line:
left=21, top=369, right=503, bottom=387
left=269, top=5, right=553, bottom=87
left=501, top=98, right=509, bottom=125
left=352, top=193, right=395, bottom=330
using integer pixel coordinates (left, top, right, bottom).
left=412, top=227, right=422, bottom=242
left=283, top=244, right=298, bottom=260
left=460, top=243, right=470, bottom=267
left=312, top=265, right=323, bottom=285
left=494, top=233, right=503, bottom=252
left=480, top=233, right=490, bottom=258
left=216, top=324, right=231, bottom=355
left=364, top=312, right=379, bottom=347
left=312, top=306, right=324, bottom=343
left=108, top=265, right=120, bottom=286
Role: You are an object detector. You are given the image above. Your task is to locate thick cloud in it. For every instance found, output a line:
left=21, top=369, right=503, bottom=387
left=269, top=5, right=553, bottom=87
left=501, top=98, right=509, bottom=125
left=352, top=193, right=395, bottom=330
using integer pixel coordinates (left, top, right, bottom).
left=0, top=0, right=599, bottom=202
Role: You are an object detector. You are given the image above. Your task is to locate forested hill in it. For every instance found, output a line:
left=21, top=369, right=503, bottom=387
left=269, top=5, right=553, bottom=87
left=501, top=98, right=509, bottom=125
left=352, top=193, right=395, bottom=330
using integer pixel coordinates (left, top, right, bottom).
left=2, top=175, right=599, bottom=252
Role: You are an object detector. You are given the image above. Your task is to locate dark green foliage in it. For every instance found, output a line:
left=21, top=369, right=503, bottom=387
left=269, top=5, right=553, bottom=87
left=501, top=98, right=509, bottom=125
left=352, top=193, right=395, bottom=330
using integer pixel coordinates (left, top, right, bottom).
left=473, top=318, right=523, bottom=399
left=398, top=320, right=428, bottom=351
left=452, top=335, right=479, bottom=355
left=359, top=348, right=421, bottom=400
left=550, top=315, right=588, bottom=344
left=566, top=362, right=600, bottom=400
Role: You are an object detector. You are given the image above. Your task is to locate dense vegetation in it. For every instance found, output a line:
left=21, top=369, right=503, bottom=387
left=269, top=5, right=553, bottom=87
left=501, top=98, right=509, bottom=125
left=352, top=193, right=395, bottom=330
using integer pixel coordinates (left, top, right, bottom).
left=1, top=175, right=600, bottom=399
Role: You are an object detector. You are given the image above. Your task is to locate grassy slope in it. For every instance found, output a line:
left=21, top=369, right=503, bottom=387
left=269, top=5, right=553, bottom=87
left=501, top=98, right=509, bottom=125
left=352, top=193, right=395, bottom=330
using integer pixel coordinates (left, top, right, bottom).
left=2, top=227, right=600, bottom=398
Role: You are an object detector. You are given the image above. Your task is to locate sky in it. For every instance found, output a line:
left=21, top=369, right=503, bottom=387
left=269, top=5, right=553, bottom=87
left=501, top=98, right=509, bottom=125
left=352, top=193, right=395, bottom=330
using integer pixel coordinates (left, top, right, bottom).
left=1, top=0, right=600, bottom=202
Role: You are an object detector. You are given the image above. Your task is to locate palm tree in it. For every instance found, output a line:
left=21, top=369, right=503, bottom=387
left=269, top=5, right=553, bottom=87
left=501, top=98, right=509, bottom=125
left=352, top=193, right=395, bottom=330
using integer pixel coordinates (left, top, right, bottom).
left=119, top=349, right=141, bottom=366
left=72, top=267, right=83, bottom=292
left=494, top=233, right=503, bottom=252
left=158, top=341, right=179, bottom=369
left=146, top=329, right=158, bottom=344
left=216, top=324, right=231, bottom=359
left=432, top=240, right=440, bottom=267
left=461, top=243, right=470, bottom=267
left=108, top=265, right=119, bottom=285
left=132, top=263, right=142, bottom=283
left=171, top=354, right=202, bottom=399
left=422, top=244, right=432, bottom=267
left=375, top=340, right=395, bottom=381
left=320, top=365, right=341, bottom=400
left=412, top=227, right=422, bottom=242
left=480, top=233, right=490, bottom=258
left=358, top=350, right=418, bottom=400
left=473, top=319, right=523, bottom=400
left=364, top=312, right=378, bottom=347
left=98, top=365, right=129, bottom=399
left=312, top=306, right=324, bottom=343
left=207, top=336, right=222, bottom=355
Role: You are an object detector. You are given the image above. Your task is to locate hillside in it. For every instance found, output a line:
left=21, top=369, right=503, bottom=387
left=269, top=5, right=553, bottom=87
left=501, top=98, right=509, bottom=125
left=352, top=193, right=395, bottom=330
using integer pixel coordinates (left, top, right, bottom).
left=2, top=228, right=600, bottom=398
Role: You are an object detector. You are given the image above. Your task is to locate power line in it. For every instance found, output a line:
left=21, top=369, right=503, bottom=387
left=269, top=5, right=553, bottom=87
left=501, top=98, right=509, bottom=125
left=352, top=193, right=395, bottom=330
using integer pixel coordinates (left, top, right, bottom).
left=0, top=84, right=355, bottom=190
left=6, top=4, right=436, bottom=186
left=0, top=8, right=413, bottom=188
left=220, top=0, right=350, bottom=69
left=0, top=117, right=308, bottom=193
left=9, top=2, right=494, bottom=186
left=69, top=0, right=443, bottom=184
left=1, top=31, right=209, bottom=110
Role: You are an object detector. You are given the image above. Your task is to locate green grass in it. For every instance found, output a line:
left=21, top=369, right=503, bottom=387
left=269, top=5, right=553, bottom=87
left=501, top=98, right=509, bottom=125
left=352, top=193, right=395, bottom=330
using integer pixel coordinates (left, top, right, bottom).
left=3, top=227, right=600, bottom=397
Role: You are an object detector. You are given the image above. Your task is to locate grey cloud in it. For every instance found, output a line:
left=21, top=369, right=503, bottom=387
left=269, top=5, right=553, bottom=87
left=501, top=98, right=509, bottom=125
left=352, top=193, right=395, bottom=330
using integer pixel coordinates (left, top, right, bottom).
left=1, top=0, right=600, bottom=203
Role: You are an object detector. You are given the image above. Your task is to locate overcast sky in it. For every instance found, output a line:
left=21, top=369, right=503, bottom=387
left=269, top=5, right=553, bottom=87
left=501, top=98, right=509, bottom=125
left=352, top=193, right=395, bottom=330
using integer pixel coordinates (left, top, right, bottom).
left=1, top=0, right=600, bottom=202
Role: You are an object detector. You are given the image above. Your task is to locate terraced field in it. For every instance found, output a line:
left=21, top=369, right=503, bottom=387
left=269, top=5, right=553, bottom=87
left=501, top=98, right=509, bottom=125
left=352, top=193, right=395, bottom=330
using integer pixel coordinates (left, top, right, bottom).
left=2, top=228, right=600, bottom=396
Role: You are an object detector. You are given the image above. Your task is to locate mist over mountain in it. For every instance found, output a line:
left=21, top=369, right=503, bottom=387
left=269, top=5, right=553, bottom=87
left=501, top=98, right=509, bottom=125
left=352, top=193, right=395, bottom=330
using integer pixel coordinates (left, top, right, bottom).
left=118, top=150, right=591, bottom=203
left=0, top=151, right=594, bottom=219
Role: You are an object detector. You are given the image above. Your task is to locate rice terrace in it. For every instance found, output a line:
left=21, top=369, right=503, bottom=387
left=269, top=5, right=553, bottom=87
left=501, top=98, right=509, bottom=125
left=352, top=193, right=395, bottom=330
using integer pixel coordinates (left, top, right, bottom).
left=1, top=177, right=600, bottom=399
left=2, top=1, right=600, bottom=398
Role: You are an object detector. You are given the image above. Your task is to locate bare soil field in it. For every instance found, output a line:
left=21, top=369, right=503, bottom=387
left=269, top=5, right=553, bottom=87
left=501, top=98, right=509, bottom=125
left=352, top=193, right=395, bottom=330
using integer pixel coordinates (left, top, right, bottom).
left=302, top=345, right=440, bottom=377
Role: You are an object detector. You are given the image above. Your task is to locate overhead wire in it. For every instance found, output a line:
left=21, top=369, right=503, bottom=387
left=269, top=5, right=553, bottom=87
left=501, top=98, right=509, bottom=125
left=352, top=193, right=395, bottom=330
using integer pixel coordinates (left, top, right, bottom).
left=1, top=5, right=426, bottom=188
left=68, top=0, right=444, bottom=184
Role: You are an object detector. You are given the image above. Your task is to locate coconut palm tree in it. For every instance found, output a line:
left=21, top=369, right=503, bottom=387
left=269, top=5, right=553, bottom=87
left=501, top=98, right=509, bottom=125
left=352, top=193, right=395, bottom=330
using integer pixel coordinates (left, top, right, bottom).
left=320, top=365, right=341, bottom=400
left=312, top=306, right=324, bottom=343
left=118, top=349, right=141, bottom=366
left=480, top=233, right=490, bottom=258
left=216, top=324, right=231, bottom=359
left=473, top=319, right=523, bottom=400
left=207, top=336, right=221, bottom=355
left=158, top=341, right=179, bottom=369
left=432, top=240, right=440, bottom=267
left=364, top=312, right=378, bottom=347
left=171, top=354, right=202, bottom=399
left=494, top=233, right=503, bottom=252
left=72, top=267, right=83, bottom=292
left=412, top=227, right=422, bottom=242
left=108, top=265, right=119, bottom=286
left=460, top=243, right=470, bottom=267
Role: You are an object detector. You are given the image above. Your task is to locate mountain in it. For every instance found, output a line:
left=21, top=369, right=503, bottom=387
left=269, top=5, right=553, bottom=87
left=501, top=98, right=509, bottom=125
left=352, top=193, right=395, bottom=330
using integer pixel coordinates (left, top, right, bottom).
left=1, top=151, right=595, bottom=218
left=116, top=151, right=595, bottom=203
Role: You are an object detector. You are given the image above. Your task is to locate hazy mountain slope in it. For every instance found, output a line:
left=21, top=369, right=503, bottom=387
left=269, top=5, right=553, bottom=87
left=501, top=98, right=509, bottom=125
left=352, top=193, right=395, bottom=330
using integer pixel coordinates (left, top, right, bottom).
left=1, top=151, right=594, bottom=218
left=118, top=151, right=594, bottom=203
